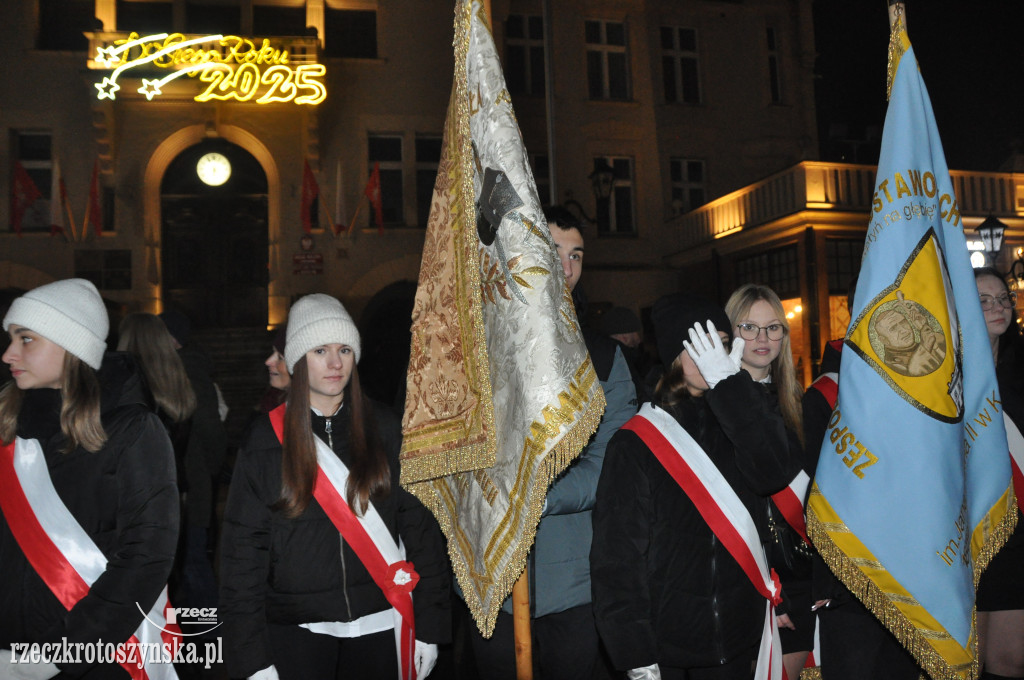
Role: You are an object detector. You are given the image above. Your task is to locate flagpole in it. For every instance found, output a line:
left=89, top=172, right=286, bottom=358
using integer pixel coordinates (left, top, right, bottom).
left=478, top=0, right=535, bottom=675
left=512, top=570, right=533, bottom=680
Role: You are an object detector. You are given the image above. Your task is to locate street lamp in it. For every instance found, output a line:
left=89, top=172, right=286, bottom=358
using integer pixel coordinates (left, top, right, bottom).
left=562, top=159, right=617, bottom=230
left=975, top=214, right=1006, bottom=267
left=589, top=159, right=615, bottom=232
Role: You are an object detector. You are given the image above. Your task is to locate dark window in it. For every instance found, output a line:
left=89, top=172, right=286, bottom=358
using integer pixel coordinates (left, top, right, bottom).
left=415, top=136, right=442, bottom=228
left=661, top=26, right=700, bottom=104
left=116, top=1, right=173, bottom=34
left=185, top=2, right=240, bottom=35
left=735, top=246, right=800, bottom=298
left=253, top=5, right=308, bottom=37
left=324, top=9, right=377, bottom=58
left=585, top=20, right=629, bottom=101
left=826, top=239, right=862, bottom=295
left=75, top=250, right=132, bottom=290
left=669, top=157, right=706, bottom=215
left=38, top=0, right=94, bottom=51
left=504, top=14, right=545, bottom=96
left=595, top=156, right=635, bottom=235
left=369, top=135, right=403, bottom=226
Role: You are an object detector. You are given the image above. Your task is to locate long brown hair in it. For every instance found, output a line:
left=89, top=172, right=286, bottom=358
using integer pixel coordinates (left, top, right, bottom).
left=725, top=283, right=804, bottom=446
left=275, top=356, right=391, bottom=518
left=117, top=313, right=196, bottom=423
left=0, top=352, right=106, bottom=453
left=654, top=357, right=690, bottom=408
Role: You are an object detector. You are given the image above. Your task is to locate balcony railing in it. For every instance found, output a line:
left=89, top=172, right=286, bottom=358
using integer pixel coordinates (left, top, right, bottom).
left=672, top=161, right=1024, bottom=249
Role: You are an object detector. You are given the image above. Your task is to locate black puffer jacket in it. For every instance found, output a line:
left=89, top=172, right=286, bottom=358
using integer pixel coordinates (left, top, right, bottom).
left=219, top=401, right=450, bottom=678
left=0, top=353, right=180, bottom=677
left=591, top=371, right=800, bottom=671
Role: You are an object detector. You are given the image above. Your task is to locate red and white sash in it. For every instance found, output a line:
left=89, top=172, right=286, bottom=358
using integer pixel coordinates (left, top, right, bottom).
left=1004, top=413, right=1024, bottom=514
left=623, top=404, right=783, bottom=680
left=770, top=470, right=810, bottom=544
left=268, top=405, right=418, bottom=680
left=0, top=438, right=179, bottom=680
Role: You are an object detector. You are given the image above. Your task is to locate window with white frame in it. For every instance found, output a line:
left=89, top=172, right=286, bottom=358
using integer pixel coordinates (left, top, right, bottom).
left=10, top=131, right=54, bottom=233
left=415, top=135, right=442, bottom=228
left=585, top=20, right=629, bottom=101
left=669, top=157, right=706, bottom=215
left=661, top=26, right=700, bottom=104
left=766, top=27, right=783, bottom=104
left=596, top=156, right=635, bottom=235
left=368, top=135, right=403, bottom=226
left=505, top=14, right=545, bottom=97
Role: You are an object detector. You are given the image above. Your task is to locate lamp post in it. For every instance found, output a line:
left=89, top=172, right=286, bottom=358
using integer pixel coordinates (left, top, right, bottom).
left=589, top=159, right=615, bottom=232
left=975, top=214, right=1006, bottom=267
left=562, top=159, right=616, bottom=231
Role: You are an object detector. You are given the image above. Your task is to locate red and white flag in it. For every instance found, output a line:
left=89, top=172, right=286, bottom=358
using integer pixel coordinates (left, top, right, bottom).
left=364, top=162, right=383, bottom=233
left=49, top=158, right=72, bottom=239
left=10, top=161, right=42, bottom=237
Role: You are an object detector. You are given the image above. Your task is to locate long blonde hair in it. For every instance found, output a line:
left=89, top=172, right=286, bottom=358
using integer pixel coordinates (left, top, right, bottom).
left=725, top=283, right=804, bottom=445
left=0, top=352, right=106, bottom=453
left=117, top=313, right=196, bottom=423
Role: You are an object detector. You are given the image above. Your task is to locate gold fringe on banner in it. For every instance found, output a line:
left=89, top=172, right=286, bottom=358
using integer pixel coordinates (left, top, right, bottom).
left=807, top=485, right=979, bottom=680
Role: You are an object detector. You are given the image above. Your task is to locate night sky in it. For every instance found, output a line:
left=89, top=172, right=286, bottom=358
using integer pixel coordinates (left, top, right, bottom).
left=813, top=0, right=1023, bottom=172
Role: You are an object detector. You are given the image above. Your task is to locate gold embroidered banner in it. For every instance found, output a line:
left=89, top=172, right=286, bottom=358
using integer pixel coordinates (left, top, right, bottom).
left=399, top=0, right=604, bottom=636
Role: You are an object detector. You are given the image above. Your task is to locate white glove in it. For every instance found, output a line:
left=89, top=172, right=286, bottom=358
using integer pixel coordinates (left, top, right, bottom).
left=414, top=640, right=438, bottom=679
left=682, top=320, right=745, bottom=389
left=627, top=663, right=662, bottom=680
left=0, top=650, right=59, bottom=680
left=248, top=665, right=281, bottom=680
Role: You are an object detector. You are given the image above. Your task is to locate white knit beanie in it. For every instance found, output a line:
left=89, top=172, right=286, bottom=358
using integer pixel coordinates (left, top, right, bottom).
left=3, top=278, right=109, bottom=370
left=284, top=293, right=361, bottom=373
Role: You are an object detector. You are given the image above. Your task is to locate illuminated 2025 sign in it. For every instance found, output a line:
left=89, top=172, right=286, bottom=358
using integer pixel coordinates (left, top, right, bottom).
left=92, top=33, right=326, bottom=105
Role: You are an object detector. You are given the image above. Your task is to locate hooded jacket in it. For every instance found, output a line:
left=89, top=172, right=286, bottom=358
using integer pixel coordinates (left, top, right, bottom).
left=0, top=353, right=180, bottom=677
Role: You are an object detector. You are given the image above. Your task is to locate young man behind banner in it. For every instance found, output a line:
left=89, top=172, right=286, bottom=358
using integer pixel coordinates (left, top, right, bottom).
left=462, top=206, right=637, bottom=680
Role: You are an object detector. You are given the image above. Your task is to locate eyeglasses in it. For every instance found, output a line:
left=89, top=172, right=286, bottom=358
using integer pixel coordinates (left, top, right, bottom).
left=735, top=323, right=787, bottom=341
left=979, top=292, right=1017, bottom=311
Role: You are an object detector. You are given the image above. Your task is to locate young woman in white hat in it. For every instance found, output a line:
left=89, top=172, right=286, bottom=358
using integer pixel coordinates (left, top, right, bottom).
left=219, top=293, right=449, bottom=680
left=0, top=279, right=179, bottom=680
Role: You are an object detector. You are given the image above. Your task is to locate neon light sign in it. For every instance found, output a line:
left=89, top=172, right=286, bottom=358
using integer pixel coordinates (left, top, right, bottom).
left=91, top=33, right=326, bottom=105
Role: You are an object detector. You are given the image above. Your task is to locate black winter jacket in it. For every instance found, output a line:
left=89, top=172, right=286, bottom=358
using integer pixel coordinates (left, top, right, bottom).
left=591, top=372, right=800, bottom=671
left=0, top=353, right=180, bottom=677
left=219, top=401, right=450, bottom=678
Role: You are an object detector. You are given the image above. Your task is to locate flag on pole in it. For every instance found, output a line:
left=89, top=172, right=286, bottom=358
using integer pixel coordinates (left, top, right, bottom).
left=49, top=158, right=72, bottom=239
left=10, top=161, right=42, bottom=237
left=400, top=0, right=605, bottom=637
left=301, top=159, right=319, bottom=234
left=806, top=10, right=1016, bottom=680
left=364, top=162, right=383, bottom=233
left=85, top=159, right=103, bottom=238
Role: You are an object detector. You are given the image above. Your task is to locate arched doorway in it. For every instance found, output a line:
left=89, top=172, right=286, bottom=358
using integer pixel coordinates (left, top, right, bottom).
left=161, top=139, right=268, bottom=329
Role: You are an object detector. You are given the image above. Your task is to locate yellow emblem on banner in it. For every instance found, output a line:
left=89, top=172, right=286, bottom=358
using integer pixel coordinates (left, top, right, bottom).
left=846, top=228, right=963, bottom=422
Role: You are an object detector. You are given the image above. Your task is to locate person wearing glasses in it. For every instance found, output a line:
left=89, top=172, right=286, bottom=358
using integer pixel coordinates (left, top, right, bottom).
left=725, top=284, right=810, bottom=680
left=973, top=267, right=1024, bottom=680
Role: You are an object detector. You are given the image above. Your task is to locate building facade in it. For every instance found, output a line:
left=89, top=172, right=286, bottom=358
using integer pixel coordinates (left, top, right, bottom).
left=1, top=0, right=818, bottom=325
